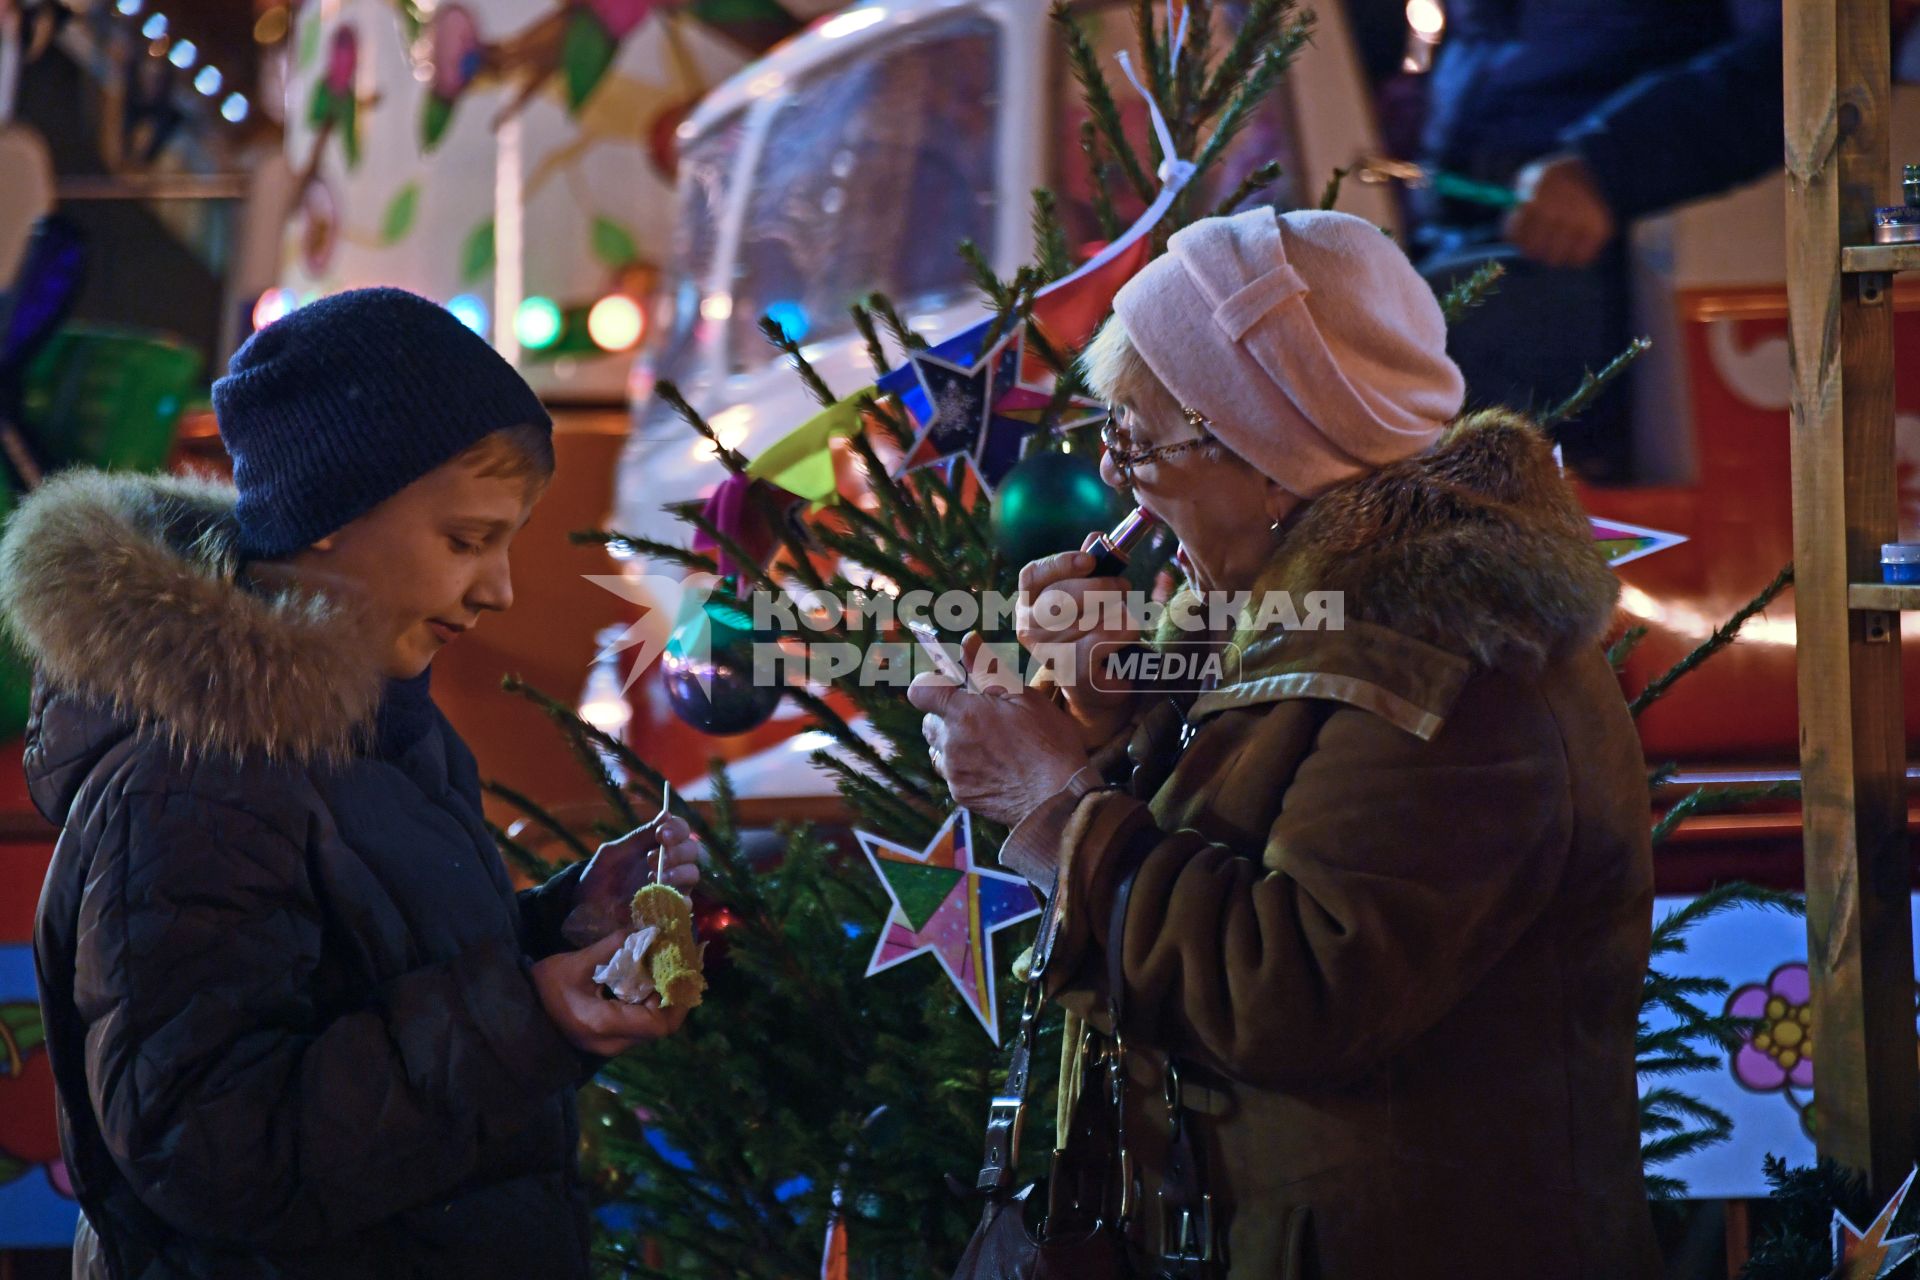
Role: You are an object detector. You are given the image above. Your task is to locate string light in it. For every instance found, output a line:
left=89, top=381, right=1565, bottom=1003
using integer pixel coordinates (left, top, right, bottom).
left=251, top=288, right=296, bottom=330
left=587, top=294, right=645, bottom=351
left=220, top=92, right=249, bottom=122
left=514, top=296, right=562, bottom=349
left=167, top=38, right=197, bottom=67
left=193, top=65, right=221, bottom=95
left=446, top=293, right=489, bottom=337
left=140, top=13, right=165, bottom=38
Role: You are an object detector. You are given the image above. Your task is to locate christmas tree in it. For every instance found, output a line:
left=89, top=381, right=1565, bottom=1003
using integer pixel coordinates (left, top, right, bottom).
left=481, top=4, right=1805, bottom=1273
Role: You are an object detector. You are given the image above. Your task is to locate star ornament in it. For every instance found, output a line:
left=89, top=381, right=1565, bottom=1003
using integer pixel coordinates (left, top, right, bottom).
left=1831, top=1167, right=1920, bottom=1279
left=857, top=811, right=1041, bottom=1044
left=892, top=328, right=1106, bottom=494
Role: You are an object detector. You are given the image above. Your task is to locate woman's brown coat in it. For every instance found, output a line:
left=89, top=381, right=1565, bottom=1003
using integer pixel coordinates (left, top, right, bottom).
left=1039, top=411, right=1661, bottom=1278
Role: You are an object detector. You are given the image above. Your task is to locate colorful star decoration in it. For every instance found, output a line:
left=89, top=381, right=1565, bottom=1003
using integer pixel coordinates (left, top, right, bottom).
left=857, top=811, right=1041, bottom=1044
left=883, top=327, right=1103, bottom=495
left=1830, top=1166, right=1920, bottom=1280
left=1589, top=515, right=1688, bottom=568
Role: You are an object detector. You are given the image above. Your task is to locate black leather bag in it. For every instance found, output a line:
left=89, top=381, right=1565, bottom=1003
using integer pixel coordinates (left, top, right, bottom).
left=953, top=832, right=1226, bottom=1280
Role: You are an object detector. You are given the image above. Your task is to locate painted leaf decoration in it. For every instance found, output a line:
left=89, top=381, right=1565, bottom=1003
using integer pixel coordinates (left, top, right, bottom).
left=461, top=218, right=496, bottom=283
left=341, top=96, right=360, bottom=169
left=0, top=1003, right=46, bottom=1059
left=590, top=216, right=639, bottom=269
left=422, top=93, right=455, bottom=150
left=559, top=7, right=618, bottom=111
left=306, top=81, right=334, bottom=130
left=382, top=183, right=420, bottom=245
left=296, top=12, right=320, bottom=73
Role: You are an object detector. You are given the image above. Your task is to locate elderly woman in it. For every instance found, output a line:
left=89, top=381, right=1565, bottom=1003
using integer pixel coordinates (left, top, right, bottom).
left=910, top=208, right=1660, bottom=1278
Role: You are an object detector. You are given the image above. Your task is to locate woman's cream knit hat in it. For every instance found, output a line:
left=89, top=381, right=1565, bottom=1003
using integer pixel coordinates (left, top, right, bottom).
left=1109, top=207, right=1464, bottom=498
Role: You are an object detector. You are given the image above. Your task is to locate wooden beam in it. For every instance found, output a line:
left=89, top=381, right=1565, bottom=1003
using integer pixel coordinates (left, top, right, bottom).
left=1785, top=0, right=1918, bottom=1198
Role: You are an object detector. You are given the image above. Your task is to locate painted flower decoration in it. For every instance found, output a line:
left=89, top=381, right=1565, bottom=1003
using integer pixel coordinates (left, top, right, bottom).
left=428, top=5, right=483, bottom=100
left=325, top=25, right=358, bottom=96
left=587, top=0, right=661, bottom=42
left=1728, top=961, right=1814, bottom=1091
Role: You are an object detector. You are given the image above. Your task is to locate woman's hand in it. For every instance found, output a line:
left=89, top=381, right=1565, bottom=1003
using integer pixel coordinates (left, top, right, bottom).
left=532, top=932, right=688, bottom=1056
left=1017, top=551, right=1141, bottom=744
left=908, top=634, right=1090, bottom=827
left=561, top=815, right=703, bottom=948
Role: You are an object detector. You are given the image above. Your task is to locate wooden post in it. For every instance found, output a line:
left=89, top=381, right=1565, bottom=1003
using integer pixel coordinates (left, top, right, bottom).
left=1784, top=0, right=1917, bottom=1197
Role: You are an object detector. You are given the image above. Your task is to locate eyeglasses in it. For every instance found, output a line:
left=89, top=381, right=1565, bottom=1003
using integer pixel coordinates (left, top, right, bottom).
left=1100, top=404, right=1216, bottom=486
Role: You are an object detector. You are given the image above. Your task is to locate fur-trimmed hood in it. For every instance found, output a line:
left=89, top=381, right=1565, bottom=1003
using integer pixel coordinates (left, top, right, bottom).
left=0, top=468, right=389, bottom=769
left=1238, top=407, right=1619, bottom=674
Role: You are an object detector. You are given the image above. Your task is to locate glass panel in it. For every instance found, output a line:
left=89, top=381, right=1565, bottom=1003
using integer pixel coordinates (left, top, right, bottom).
left=728, top=15, right=1001, bottom=369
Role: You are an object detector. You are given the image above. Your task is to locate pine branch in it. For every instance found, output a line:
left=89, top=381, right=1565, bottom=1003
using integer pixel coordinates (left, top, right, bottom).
left=1133, top=0, right=1165, bottom=106
left=487, top=818, right=564, bottom=880
left=1199, top=0, right=1295, bottom=116
left=1650, top=881, right=1804, bottom=957
left=1030, top=188, right=1072, bottom=283
left=499, top=675, right=724, bottom=849
left=1651, top=780, right=1800, bottom=848
left=850, top=300, right=895, bottom=378
left=1537, top=337, right=1652, bottom=430
left=1211, top=159, right=1282, bottom=218
left=864, top=291, right=928, bottom=353
left=759, top=317, right=839, bottom=410
left=1630, top=563, right=1794, bottom=718
left=1438, top=260, right=1506, bottom=326
left=570, top=528, right=721, bottom=577
left=783, top=684, right=928, bottom=799
left=1079, top=121, right=1124, bottom=241
left=959, top=239, right=1013, bottom=311
left=1188, top=17, right=1310, bottom=196
left=657, top=379, right=748, bottom=473
left=1317, top=165, right=1351, bottom=211
left=481, top=779, right=593, bottom=861
left=1606, top=623, right=1649, bottom=673
left=1051, top=3, right=1155, bottom=205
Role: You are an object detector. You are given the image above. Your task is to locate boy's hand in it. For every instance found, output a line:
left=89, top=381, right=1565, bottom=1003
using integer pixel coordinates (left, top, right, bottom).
left=561, top=815, right=704, bottom=948
left=532, top=932, right=689, bottom=1056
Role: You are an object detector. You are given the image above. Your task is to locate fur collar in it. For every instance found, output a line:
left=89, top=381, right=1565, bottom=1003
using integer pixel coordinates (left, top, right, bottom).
left=0, top=468, right=389, bottom=762
left=1239, top=408, right=1620, bottom=674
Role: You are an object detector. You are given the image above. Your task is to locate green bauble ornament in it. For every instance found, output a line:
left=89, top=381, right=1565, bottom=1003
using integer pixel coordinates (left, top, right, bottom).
left=990, top=450, right=1123, bottom=568
left=660, top=594, right=782, bottom=736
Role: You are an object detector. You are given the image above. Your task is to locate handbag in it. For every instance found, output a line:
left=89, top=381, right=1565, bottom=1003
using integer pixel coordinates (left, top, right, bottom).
left=951, top=833, right=1224, bottom=1279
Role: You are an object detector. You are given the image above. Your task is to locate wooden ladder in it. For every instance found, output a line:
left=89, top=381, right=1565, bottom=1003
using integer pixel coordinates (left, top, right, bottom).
left=1785, top=0, right=1919, bottom=1198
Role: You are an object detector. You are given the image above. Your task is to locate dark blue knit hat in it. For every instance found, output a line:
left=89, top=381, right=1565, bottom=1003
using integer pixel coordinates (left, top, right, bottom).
left=212, top=286, right=552, bottom=560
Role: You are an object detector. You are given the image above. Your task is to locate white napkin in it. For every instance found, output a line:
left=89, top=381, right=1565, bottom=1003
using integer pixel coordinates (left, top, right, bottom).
left=593, top=926, right=660, bottom=1004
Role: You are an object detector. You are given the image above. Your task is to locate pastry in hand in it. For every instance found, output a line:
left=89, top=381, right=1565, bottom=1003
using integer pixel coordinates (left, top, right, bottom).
left=630, top=883, right=707, bottom=1009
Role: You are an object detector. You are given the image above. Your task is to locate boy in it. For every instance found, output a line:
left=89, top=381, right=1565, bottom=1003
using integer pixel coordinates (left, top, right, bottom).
left=0, top=288, right=697, bottom=1277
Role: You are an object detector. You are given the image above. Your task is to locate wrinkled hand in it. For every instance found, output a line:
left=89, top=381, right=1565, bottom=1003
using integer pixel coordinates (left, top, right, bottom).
left=1017, top=550, right=1141, bottom=744
left=908, top=634, right=1089, bottom=827
left=1504, top=153, right=1615, bottom=269
left=532, top=932, right=688, bottom=1057
left=561, top=815, right=703, bottom=949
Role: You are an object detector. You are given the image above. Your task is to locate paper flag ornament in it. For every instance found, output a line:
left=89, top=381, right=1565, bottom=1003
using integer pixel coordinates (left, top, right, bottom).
left=1830, top=1167, right=1920, bottom=1279
left=1590, top=516, right=1688, bottom=568
left=745, top=387, right=871, bottom=504
left=857, top=811, right=1041, bottom=1044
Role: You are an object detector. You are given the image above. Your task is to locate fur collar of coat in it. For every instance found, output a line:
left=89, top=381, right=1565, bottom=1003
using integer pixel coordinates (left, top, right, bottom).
left=1236, top=408, right=1620, bottom=674
left=0, top=468, right=389, bottom=763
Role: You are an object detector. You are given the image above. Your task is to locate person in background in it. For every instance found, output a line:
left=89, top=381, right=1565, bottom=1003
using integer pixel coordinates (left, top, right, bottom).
left=1414, top=0, right=1783, bottom=483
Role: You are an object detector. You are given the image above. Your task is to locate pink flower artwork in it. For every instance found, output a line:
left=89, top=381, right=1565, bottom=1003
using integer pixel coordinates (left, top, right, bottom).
left=325, top=26, right=358, bottom=96
left=428, top=5, right=483, bottom=99
left=587, top=0, right=663, bottom=42
left=1728, top=961, right=1814, bottom=1091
